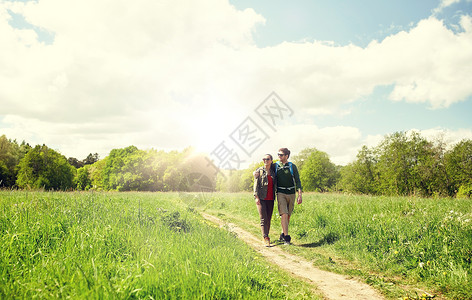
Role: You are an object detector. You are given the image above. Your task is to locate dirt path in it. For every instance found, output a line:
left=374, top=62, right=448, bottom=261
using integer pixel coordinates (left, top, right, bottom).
left=201, top=212, right=385, bottom=300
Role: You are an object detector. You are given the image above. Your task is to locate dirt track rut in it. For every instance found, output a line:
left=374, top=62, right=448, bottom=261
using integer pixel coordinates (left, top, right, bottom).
left=201, top=212, right=384, bottom=300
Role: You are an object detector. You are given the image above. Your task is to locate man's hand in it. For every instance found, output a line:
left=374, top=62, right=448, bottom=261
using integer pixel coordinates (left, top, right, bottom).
left=297, top=192, right=302, bottom=204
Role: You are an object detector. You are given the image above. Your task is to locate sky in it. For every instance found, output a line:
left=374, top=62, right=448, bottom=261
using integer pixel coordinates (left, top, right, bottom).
left=1, top=0, right=472, bottom=168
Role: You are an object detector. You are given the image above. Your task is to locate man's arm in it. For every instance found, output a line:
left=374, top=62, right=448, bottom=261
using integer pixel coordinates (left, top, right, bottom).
left=293, top=164, right=303, bottom=204
left=292, top=164, right=303, bottom=192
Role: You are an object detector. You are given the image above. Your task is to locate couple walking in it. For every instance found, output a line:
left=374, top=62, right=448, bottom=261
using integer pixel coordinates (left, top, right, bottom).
left=253, top=147, right=302, bottom=247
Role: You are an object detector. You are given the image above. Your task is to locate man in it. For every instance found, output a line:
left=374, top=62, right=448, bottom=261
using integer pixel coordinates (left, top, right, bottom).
left=275, top=147, right=302, bottom=245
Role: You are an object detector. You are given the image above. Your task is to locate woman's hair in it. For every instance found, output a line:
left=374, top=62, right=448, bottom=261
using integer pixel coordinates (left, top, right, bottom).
left=265, top=154, right=276, bottom=173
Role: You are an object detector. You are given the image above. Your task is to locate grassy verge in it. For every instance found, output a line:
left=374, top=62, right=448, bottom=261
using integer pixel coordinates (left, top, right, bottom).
left=185, top=192, right=472, bottom=299
left=0, top=191, right=317, bottom=299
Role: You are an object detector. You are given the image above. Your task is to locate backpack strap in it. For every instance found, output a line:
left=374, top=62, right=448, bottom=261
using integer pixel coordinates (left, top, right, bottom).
left=276, top=162, right=293, bottom=176
left=288, top=162, right=293, bottom=176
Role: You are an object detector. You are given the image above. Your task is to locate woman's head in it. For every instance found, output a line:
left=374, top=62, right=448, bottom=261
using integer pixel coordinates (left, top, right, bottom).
left=262, top=154, right=273, bottom=166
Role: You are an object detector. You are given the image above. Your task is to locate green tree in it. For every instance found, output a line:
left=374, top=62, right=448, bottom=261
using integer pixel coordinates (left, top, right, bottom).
left=0, top=135, right=21, bottom=187
left=102, top=146, right=190, bottom=191
left=18, top=141, right=32, bottom=159
left=292, top=147, right=317, bottom=171
left=239, top=162, right=262, bottom=192
left=162, top=166, right=181, bottom=191
left=83, top=153, right=99, bottom=165
left=339, top=145, right=379, bottom=194
left=445, top=139, right=472, bottom=197
left=16, top=145, right=76, bottom=190
left=409, top=134, right=448, bottom=196
left=89, top=158, right=107, bottom=190
left=75, top=166, right=92, bottom=190
left=299, top=148, right=338, bottom=192
left=0, top=161, right=9, bottom=187
left=103, top=146, right=143, bottom=191
left=375, top=132, right=410, bottom=195
left=68, top=157, right=84, bottom=168
left=373, top=131, right=448, bottom=196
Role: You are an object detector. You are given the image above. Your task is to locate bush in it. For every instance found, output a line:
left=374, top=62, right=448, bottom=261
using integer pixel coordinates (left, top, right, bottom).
left=457, top=184, right=472, bottom=198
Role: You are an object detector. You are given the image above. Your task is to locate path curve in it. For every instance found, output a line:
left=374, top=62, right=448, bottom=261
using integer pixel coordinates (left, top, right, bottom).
left=201, top=212, right=384, bottom=300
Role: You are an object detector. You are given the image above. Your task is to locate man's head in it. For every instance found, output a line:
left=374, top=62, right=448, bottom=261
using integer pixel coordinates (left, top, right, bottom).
left=277, top=148, right=290, bottom=163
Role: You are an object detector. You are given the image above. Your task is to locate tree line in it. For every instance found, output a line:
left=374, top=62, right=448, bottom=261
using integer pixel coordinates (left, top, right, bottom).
left=0, top=132, right=471, bottom=197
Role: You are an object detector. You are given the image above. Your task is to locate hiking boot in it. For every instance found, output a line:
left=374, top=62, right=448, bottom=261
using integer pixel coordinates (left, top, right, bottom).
left=284, top=235, right=291, bottom=245
left=264, top=237, right=270, bottom=247
left=279, top=233, right=285, bottom=242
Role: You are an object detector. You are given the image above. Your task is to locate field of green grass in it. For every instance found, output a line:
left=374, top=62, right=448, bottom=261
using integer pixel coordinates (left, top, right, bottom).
left=0, top=191, right=316, bottom=299
left=191, top=192, right=472, bottom=299
left=2, top=191, right=471, bottom=299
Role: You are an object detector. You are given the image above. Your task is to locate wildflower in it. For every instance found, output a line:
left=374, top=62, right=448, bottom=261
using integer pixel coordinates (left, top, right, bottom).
left=419, top=262, right=424, bottom=268
left=394, top=251, right=399, bottom=255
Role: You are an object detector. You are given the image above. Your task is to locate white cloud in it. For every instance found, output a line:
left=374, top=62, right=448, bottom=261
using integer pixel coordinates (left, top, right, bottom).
left=385, top=16, right=472, bottom=108
left=1, top=0, right=471, bottom=164
left=247, top=124, right=363, bottom=166
left=235, top=15, right=472, bottom=113
left=412, top=127, right=472, bottom=149
left=433, top=0, right=462, bottom=14
left=0, top=0, right=266, bottom=155
left=242, top=124, right=472, bottom=167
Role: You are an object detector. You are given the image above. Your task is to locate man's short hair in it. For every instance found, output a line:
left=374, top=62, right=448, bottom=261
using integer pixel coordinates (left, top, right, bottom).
left=278, top=147, right=290, bottom=158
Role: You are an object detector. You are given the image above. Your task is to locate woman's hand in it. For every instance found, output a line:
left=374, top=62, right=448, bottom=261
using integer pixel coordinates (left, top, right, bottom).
left=255, top=196, right=261, bottom=205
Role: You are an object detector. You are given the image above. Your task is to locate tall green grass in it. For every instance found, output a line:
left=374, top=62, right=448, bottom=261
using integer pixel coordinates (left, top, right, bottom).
left=0, top=191, right=316, bottom=299
left=195, top=192, right=472, bottom=299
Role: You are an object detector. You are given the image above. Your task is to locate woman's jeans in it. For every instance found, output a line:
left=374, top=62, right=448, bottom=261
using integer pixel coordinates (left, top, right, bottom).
left=257, top=200, right=274, bottom=238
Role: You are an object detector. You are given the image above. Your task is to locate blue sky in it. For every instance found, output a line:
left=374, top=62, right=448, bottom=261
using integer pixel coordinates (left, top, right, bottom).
left=1, top=0, right=471, bottom=166
left=231, top=0, right=439, bottom=47
left=229, top=0, right=472, bottom=137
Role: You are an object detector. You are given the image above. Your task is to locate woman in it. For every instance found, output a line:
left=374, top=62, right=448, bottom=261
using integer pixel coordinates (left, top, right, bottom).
left=253, top=154, right=276, bottom=247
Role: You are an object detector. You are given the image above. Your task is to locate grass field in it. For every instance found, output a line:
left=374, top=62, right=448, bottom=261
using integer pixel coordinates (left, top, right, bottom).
left=2, top=191, right=471, bottom=299
left=190, top=192, right=472, bottom=299
left=0, top=191, right=316, bottom=299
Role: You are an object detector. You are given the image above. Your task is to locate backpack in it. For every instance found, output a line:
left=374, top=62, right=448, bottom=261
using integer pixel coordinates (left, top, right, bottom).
left=275, top=161, right=298, bottom=191
left=275, top=161, right=294, bottom=177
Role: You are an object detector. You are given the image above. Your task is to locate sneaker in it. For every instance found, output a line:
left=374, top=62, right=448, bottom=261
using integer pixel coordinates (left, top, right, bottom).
left=264, top=237, right=270, bottom=247
left=284, top=235, right=291, bottom=245
left=279, top=233, right=285, bottom=242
